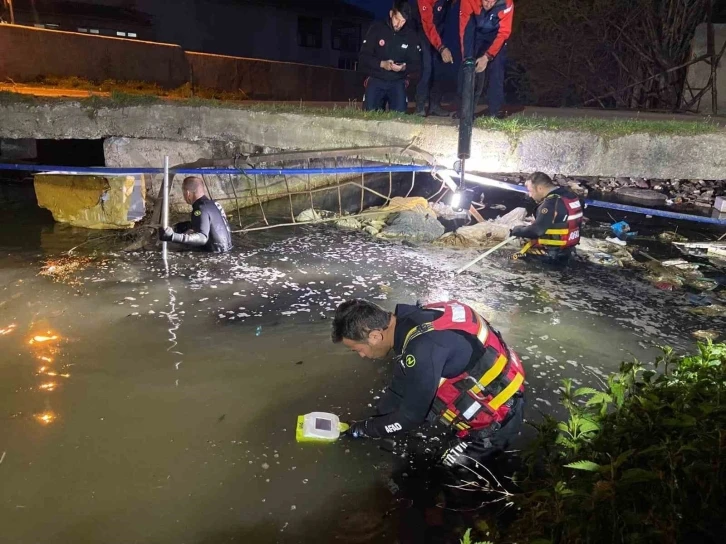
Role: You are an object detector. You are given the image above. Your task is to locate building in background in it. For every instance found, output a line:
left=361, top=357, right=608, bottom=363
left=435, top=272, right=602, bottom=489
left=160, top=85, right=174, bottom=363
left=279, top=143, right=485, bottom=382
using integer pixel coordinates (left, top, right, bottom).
left=4, top=0, right=373, bottom=70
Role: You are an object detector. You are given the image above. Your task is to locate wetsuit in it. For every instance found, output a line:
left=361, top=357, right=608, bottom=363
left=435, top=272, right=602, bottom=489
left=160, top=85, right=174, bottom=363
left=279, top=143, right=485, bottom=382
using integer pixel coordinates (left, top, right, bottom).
left=353, top=304, right=524, bottom=461
left=459, top=0, right=514, bottom=117
left=511, top=187, right=583, bottom=262
left=168, top=195, right=232, bottom=253
left=359, top=18, right=421, bottom=112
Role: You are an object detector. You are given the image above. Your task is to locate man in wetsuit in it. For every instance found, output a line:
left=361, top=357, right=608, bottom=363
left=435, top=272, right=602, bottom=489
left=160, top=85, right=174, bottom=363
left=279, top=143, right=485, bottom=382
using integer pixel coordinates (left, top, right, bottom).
left=158, top=176, right=232, bottom=253
left=510, top=172, right=583, bottom=263
left=332, top=299, right=525, bottom=468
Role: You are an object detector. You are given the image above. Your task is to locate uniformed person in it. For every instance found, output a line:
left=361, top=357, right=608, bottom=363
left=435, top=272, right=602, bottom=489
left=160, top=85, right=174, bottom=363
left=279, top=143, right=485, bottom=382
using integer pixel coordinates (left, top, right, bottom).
left=411, top=0, right=454, bottom=117
left=359, top=1, right=421, bottom=113
left=510, top=171, right=583, bottom=263
left=158, top=176, right=232, bottom=253
left=459, top=0, right=514, bottom=118
left=332, top=299, right=525, bottom=467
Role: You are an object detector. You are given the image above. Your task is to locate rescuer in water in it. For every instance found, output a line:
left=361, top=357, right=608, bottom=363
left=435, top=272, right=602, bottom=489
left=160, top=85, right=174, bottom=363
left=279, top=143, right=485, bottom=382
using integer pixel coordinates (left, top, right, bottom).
left=509, top=171, right=583, bottom=263
left=158, top=176, right=232, bottom=253
left=332, top=299, right=525, bottom=468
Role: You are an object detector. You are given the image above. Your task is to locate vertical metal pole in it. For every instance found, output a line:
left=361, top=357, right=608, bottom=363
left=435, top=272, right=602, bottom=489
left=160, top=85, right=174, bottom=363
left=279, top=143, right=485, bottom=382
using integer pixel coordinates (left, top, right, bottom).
left=458, top=57, right=475, bottom=196
left=162, top=156, right=169, bottom=266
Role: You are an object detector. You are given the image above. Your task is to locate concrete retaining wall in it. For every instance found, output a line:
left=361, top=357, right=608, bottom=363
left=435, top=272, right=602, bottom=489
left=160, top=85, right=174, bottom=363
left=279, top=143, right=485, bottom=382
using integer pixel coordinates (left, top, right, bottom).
left=0, top=25, right=188, bottom=88
left=187, top=52, right=365, bottom=101
left=1, top=100, right=723, bottom=180
left=0, top=25, right=365, bottom=101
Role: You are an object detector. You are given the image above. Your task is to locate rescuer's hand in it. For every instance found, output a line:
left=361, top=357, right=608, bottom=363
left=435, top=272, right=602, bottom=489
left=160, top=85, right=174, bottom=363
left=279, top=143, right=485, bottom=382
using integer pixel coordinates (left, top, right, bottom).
left=380, top=60, right=395, bottom=71
left=440, top=47, right=454, bottom=64
left=390, top=62, right=406, bottom=72
left=475, top=55, right=489, bottom=73
left=347, top=420, right=370, bottom=439
left=159, top=227, right=175, bottom=242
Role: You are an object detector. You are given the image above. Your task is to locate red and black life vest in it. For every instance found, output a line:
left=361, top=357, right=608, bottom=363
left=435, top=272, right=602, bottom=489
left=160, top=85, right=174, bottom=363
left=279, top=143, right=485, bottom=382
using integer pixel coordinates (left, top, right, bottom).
left=401, top=301, right=525, bottom=436
left=534, top=193, right=583, bottom=249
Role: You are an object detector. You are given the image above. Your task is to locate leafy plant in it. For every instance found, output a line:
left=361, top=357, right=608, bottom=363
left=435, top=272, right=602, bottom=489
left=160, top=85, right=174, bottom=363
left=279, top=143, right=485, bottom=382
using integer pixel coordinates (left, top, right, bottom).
left=510, top=341, right=726, bottom=543
left=460, top=528, right=493, bottom=544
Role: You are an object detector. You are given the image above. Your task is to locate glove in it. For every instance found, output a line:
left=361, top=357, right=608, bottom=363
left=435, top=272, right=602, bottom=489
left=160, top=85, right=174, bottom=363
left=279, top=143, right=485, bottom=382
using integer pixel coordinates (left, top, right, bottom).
left=159, top=226, right=175, bottom=242
left=347, top=420, right=370, bottom=439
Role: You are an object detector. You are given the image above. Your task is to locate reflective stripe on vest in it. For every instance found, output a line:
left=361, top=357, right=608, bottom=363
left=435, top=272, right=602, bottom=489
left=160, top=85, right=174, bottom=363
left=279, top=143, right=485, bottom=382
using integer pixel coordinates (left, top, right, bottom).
left=535, top=193, right=582, bottom=249
left=402, top=302, right=525, bottom=434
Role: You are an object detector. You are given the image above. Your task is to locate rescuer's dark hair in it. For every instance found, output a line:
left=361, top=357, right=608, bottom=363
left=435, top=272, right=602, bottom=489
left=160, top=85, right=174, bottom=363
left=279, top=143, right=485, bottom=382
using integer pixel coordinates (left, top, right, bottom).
left=391, top=0, right=412, bottom=20
left=332, top=299, right=392, bottom=343
left=527, top=172, right=556, bottom=189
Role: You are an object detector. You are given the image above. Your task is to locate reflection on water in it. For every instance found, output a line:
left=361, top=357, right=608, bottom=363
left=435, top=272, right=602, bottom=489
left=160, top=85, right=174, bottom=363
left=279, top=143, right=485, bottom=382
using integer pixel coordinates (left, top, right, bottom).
left=0, top=198, right=723, bottom=542
left=28, top=329, right=65, bottom=426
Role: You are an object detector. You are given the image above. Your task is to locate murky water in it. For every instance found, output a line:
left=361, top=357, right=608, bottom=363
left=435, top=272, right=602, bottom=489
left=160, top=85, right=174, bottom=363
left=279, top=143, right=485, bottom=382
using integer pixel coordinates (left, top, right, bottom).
left=0, top=188, right=723, bottom=543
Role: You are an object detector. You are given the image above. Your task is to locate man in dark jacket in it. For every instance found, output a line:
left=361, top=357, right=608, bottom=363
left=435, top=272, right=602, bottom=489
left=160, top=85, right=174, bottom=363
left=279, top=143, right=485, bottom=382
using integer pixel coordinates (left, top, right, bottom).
left=411, top=0, right=454, bottom=116
left=510, top=172, right=583, bottom=263
left=359, top=0, right=421, bottom=113
left=158, top=176, right=232, bottom=253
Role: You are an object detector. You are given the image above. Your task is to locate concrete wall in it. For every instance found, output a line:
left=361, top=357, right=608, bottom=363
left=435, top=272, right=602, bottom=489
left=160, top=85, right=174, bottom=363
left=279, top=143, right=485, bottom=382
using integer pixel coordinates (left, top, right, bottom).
left=684, top=23, right=726, bottom=115
left=187, top=52, right=365, bottom=101
left=0, top=25, right=366, bottom=100
left=2, top=100, right=724, bottom=180
left=0, top=24, right=188, bottom=88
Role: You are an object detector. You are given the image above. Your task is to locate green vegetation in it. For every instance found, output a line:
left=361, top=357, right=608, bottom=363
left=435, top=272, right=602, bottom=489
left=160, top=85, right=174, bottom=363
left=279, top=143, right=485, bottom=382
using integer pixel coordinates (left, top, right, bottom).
left=26, top=75, right=252, bottom=101
left=0, top=77, right=720, bottom=137
left=475, top=113, right=719, bottom=138
left=463, top=341, right=726, bottom=544
left=461, top=528, right=493, bottom=544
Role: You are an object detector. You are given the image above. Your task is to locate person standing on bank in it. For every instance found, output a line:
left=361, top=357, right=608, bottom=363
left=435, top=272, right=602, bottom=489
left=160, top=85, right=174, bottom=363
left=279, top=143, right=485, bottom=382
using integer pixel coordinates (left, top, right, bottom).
left=459, top=0, right=514, bottom=118
left=359, top=0, right=421, bottom=113
left=158, top=176, right=233, bottom=253
left=412, top=0, right=455, bottom=116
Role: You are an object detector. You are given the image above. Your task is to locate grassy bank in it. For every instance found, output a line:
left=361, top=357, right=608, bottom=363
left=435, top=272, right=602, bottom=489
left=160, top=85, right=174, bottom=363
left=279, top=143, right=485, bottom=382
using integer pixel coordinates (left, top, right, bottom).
left=0, top=80, right=720, bottom=138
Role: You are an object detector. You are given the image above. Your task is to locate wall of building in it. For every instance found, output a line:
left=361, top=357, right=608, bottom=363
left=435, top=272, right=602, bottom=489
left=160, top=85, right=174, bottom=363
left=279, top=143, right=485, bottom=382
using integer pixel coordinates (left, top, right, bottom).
left=7, top=0, right=368, bottom=70
left=0, top=25, right=366, bottom=100
left=0, top=24, right=188, bottom=88
left=684, top=23, right=725, bottom=115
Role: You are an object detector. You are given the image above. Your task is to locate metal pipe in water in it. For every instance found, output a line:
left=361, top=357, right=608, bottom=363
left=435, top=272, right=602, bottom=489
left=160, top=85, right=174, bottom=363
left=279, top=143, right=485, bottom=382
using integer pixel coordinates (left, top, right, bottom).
left=162, top=156, right=169, bottom=265
left=457, top=57, right=476, bottom=190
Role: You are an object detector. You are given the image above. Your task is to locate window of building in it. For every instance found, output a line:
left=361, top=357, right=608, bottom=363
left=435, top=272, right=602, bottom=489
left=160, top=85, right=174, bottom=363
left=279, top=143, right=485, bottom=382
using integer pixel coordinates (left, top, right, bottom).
left=89, top=29, right=99, bottom=34
left=128, top=32, right=137, bottom=38
left=116, top=31, right=126, bottom=37
left=331, top=21, right=361, bottom=52
left=46, top=23, right=59, bottom=29
left=33, top=24, right=45, bottom=28
left=78, top=28, right=88, bottom=33
left=297, top=16, right=322, bottom=49
left=338, top=58, right=357, bottom=70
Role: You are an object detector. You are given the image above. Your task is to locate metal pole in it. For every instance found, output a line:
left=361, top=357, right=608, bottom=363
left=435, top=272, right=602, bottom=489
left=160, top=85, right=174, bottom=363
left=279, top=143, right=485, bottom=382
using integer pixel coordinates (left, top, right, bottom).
left=457, top=57, right=476, bottom=195
left=456, top=236, right=516, bottom=275
left=162, top=156, right=169, bottom=265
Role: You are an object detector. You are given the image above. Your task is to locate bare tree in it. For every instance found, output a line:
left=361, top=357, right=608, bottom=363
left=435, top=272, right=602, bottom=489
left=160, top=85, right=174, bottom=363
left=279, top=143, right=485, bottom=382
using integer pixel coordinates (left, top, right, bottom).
left=509, top=0, right=711, bottom=110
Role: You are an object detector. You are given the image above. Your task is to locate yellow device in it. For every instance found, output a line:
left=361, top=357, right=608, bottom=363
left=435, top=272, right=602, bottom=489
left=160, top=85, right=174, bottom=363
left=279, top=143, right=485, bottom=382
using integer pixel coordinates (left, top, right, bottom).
left=295, top=412, right=350, bottom=443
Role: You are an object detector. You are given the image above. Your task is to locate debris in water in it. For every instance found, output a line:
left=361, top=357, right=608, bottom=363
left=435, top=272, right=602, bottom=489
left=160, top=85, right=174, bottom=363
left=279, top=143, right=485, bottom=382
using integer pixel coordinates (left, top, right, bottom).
left=692, top=330, right=720, bottom=341
left=39, top=256, right=96, bottom=286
